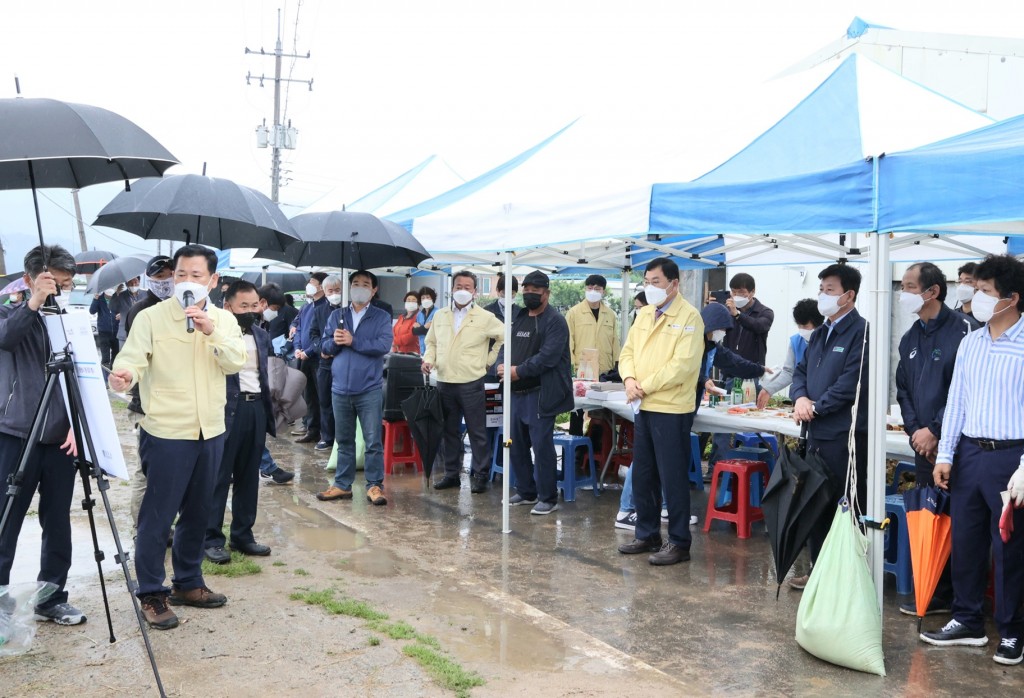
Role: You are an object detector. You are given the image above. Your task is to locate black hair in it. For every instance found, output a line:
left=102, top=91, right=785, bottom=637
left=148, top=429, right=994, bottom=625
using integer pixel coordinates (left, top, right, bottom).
left=310, top=272, right=328, bottom=284
left=225, top=280, right=259, bottom=303
left=403, top=291, right=419, bottom=302
left=284, top=294, right=296, bottom=307
left=634, top=291, right=648, bottom=306
left=23, top=244, right=76, bottom=278
left=645, top=257, right=680, bottom=282
left=258, top=282, right=286, bottom=307
left=495, top=273, right=518, bottom=294
left=452, top=270, right=478, bottom=289
left=819, top=263, right=861, bottom=297
left=907, top=262, right=948, bottom=303
left=349, top=269, right=378, bottom=288
left=172, top=244, right=218, bottom=275
left=957, top=262, right=978, bottom=278
left=792, top=298, right=824, bottom=327
left=729, top=273, right=756, bottom=292
left=974, top=254, right=1024, bottom=311
left=584, top=274, right=607, bottom=289
left=418, top=286, right=437, bottom=302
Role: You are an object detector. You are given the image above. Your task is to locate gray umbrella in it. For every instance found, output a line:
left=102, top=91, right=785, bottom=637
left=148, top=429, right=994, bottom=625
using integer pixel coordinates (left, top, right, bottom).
left=93, top=174, right=298, bottom=251
left=240, top=271, right=310, bottom=293
left=85, top=254, right=151, bottom=293
left=0, top=97, right=178, bottom=245
left=74, top=249, right=119, bottom=274
left=256, top=211, right=431, bottom=269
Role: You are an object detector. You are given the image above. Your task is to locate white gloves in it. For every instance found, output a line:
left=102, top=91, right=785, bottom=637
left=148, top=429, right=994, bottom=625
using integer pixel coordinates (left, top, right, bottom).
left=1009, top=465, right=1024, bottom=507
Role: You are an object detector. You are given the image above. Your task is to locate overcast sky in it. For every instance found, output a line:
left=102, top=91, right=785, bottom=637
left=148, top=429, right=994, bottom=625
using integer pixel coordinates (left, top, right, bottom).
left=1, top=0, right=1021, bottom=269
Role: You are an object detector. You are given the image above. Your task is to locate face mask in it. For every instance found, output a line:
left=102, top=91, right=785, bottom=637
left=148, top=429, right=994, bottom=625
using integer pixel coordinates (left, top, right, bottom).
left=971, top=290, right=1011, bottom=323
left=305, top=284, right=317, bottom=297
left=732, top=296, right=750, bottom=309
left=404, top=301, right=419, bottom=313
left=327, top=293, right=343, bottom=307
left=148, top=277, right=175, bottom=300
left=816, top=291, right=846, bottom=318
left=955, top=284, right=975, bottom=303
left=797, top=328, right=814, bottom=341
left=452, top=289, right=474, bottom=307
left=644, top=284, right=668, bottom=307
left=421, top=298, right=433, bottom=309
left=263, top=308, right=279, bottom=322
left=898, top=291, right=925, bottom=315
left=497, top=297, right=506, bottom=310
left=234, top=312, right=259, bottom=332
left=350, top=286, right=372, bottom=305
left=54, top=293, right=70, bottom=313
left=127, top=284, right=140, bottom=293
left=522, top=292, right=543, bottom=310
left=710, top=329, right=727, bottom=343
left=585, top=289, right=603, bottom=303
left=104, top=289, right=114, bottom=298
left=175, top=281, right=210, bottom=308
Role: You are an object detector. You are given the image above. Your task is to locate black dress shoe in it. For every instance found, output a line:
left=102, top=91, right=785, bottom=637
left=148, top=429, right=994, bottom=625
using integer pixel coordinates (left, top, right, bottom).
left=617, top=537, right=663, bottom=554
left=295, top=432, right=319, bottom=444
left=205, top=546, right=231, bottom=564
left=233, top=542, right=271, bottom=557
left=470, top=475, right=489, bottom=493
left=433, top=475, right=461, bottom=490
left=648, top=542, right=690, bottom=566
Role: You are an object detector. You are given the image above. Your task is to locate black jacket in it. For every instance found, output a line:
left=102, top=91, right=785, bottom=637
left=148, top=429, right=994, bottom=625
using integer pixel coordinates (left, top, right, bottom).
left=791, top=308, right=869, bottom=440
left=225, top=324, right=276, bottom=437
left=895, top=304, right=977, bottom=439
left=498, top=304, right=573, bottom=418
left=696, top=341, right=765, bottom=404
left=722, top=297, right=774, bottom=366
left=0, top=304, right=71, bottom=444
left=268, top=304, right=297, bottom=341
left=483, top=299, right=521, bottom=382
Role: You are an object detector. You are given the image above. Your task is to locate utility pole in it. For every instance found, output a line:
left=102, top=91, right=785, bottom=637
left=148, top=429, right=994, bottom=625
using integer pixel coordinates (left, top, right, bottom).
left=0, top=236, right=7, bottom=276
left=71, top=189, right=88, bottom=252
left=245, top=9, right=312, bottom=203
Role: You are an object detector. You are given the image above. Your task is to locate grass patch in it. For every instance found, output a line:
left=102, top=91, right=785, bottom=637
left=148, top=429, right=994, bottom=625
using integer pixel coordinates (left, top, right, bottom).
left=290, top=588, right=387, bottom=621
left=202, top=552, right=262, bottom=577
left=272, top=561, right=286, bottom=567
left=403, top=643, right=484, bottom=697
left=293, top=568, right=310, bottom=577
left=110, top=399, right=128, bottom=409
left=368, top=636, right=381, bottom=647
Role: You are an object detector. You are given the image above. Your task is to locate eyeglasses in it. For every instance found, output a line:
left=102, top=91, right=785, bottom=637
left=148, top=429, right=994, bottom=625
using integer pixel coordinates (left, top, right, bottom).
left=58, top=282, right=77, bottom=294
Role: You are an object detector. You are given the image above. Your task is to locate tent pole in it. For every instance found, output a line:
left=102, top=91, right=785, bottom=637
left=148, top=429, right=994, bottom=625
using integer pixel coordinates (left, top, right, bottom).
left=621, top=268, right=630, bottom=345
left=502, top=251, right=513, bottom=534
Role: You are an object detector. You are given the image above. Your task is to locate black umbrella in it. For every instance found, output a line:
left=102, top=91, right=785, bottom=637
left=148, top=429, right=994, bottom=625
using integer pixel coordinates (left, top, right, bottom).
left=85, top=254, right=151, bottom=293
left=761, top=426, right=834, bottom=598
left=401, top=384, right=444, bottom=479
left=0, top=97, right=178, bottom=245
left=256, top=210, right=431, bottom=269
left=240, top=271, right=310, bottom=293
left=93, top=174, right=298, bottom=251
left=74, top=249, right=119, bottom=274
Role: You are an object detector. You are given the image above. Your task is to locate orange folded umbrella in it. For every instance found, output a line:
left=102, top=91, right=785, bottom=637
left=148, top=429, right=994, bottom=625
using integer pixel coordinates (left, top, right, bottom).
left=904, top=486, right=952, bottom=631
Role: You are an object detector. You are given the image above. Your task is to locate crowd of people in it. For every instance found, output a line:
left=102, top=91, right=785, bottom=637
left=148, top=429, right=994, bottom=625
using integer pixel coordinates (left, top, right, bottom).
left=1, top=243, right=1023, bottom=667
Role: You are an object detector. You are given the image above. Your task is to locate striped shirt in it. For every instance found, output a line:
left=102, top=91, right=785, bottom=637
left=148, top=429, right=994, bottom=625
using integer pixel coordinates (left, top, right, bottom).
left=937, top=314, right=1024, bottom=466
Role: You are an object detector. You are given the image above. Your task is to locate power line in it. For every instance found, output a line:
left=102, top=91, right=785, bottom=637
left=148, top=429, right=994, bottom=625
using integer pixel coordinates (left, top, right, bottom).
left=36, top=191, right=156, bottom=253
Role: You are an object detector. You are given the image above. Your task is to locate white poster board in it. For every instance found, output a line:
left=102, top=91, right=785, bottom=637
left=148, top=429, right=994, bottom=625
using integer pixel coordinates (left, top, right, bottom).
left=45, top=313, right=129, bottom=479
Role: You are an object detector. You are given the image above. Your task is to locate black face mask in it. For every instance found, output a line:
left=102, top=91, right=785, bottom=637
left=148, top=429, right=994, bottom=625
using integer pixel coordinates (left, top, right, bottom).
left=234, top=312, right=259, bottom=332
left=522, top=292, right=543, bottom=310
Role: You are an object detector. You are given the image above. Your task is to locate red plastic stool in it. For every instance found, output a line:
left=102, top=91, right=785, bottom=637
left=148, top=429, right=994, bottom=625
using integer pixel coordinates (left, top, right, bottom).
left=703, top=459, right=769, bottom=539
left=382, top=419, right=422, bottom=475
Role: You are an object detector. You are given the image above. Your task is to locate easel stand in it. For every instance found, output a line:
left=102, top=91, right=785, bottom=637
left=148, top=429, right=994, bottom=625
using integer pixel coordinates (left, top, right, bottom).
left=0, top=345, right=166, bottom=697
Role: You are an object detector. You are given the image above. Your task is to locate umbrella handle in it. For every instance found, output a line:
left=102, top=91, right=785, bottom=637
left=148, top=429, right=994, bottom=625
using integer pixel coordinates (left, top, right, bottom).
left=797, top=421, right=809, bottom=457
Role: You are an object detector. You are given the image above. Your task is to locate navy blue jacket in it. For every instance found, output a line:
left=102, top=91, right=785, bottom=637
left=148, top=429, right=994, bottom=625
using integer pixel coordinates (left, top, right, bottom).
left=292, top=297, right=326, bottom=354
left=696, top=341, right=764, bottom=404
left=322, top=304, right=393, bottom=396
left=308, top=301, right=342, bottom=374
left=498, top=305, right=573, bottom=418
left=722, top=297, right=774, bottom=366
left=224, top=324, right=276, bottom=437
left=791, top=308, right=869, bottom=439
left=895, top=304, right=977, bottom=440
left=90, top=295, right=116, bottom=335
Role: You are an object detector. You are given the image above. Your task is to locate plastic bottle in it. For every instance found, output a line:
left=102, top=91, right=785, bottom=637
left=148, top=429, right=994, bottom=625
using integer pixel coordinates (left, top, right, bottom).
left=732, top=377, right=743, bottom=405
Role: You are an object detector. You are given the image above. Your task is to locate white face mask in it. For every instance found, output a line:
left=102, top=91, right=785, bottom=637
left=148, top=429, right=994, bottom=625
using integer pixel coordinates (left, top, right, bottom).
left=404, top=301, right=419, bottom=313
left=732, top=295, right=750, bottom=309
left=710, top=329, right=727, bottom=343
left=644, top=284, right=669, bottom=307
left=104, top=289, right=114, bottom=298
left=174, top=281, right=210, bottom=308
left=127, top=284, right=140, bottom=293
left=350, top=286, right=372, bottom=305
left=452, top=289, right=474, bottom=307
left=421, top=298, right=433, bottom=309
left=326, top=293, right=343, bottom=307
left=148, top=277, right=175, bottom=300
left=955, top=284, right=975, bottom=303
left=585, top=289, right=603, bottom=303
left=816, top=291, right=846, bottom=318
left=263, top=308, right=279, bottom=322
left=54, top=293, right=70, bottom=313
left=898, top=291, right=925, bottom=316
left=305, top=284, right=317, bottom=297
left=971, top=290, right=1011, bottom=323
left=497, top=297, right=507, bottom=310
left=797, top=328, right=814, bottom=342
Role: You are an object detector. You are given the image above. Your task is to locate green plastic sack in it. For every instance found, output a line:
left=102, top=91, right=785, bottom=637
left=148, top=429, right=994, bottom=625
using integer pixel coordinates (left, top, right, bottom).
left=795, top=505, right=886, bottom=676
left=325, top=418, right=365, bottom=471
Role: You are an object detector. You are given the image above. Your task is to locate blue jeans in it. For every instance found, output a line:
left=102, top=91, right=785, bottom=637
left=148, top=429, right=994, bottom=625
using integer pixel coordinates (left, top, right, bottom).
left=618, top=465, right=666, bottom=514
left=259, top=446, right=278, bottom=475
left=332, top=389, right=384, bottom=491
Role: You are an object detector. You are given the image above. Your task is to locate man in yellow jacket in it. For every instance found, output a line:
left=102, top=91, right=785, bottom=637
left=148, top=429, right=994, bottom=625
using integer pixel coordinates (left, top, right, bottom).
left=565, top=274, right=619, bottom=379
left=422, top=270, right=505, bottom=493
left=617, top=257, right=703, bottom=566
left=109, top=245, right=247, bottom=631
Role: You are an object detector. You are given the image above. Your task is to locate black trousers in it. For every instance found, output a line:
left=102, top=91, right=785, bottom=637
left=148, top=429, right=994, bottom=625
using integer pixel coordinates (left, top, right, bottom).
left=509, top=391, right=558, bottom=503
left=300, top=357, right=321, bottom=435
left=633, top=410, right=694, bottom=548
left=317, top=367, right=335, bottom=443
left=438, top=378, right=490, bottom=479
left=806, top=431, right=867, bottom=563
left=0, top=433, right=76, bottom=609
left=96, top=332, right=118, bottom=367
left=207, top=399, right=267, bottom=549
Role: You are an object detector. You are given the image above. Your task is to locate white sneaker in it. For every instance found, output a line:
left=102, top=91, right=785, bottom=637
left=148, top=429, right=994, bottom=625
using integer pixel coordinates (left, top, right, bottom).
left=615, top=511, right=637, bottom=531
left=660, top=507, right=669, bottom=521
left=690, top=515, right=698, bottom=526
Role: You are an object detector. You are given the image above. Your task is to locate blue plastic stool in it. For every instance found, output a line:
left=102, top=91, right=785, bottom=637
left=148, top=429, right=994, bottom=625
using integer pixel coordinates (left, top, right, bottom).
left=887, top=461, right=915, bottom=496
left=717, top=446, right=772, bottom=507
left=689, top=433, right=704, bottom=491
left=553, top=433, right=599, bottom=502
left=883, top=493, right=915, bottom=595
left=732, top=435, right=777, bottom=472
left=488, top=430, right=516, bottom=488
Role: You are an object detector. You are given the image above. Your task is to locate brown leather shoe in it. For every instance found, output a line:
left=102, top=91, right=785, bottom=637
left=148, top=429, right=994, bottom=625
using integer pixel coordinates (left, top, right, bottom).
left=140, top=594, right=179, bottom=630
left=366, top=485, right=388, bottom=506
left=317, top=486, right=352, bottom=501
left=168, top=585, right=227, bottom=608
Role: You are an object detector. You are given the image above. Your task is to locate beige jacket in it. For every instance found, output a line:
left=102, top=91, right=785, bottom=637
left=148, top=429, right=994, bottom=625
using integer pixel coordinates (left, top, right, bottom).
left=565, top=299, right=619, bottom=375
left=424, top=305, right=505, bottom=383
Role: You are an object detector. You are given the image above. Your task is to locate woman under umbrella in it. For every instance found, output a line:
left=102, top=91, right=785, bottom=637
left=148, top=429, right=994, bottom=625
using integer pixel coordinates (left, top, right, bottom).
left=392, top=292, right=421, bottom=354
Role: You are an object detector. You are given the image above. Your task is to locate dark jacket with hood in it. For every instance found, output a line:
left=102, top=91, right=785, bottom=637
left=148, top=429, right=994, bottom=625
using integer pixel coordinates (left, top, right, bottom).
left=697, top=302, right=765, bottom=404
left=722, top=296, right=774, bottom=367
left=498, top=304, right=573, bottom=418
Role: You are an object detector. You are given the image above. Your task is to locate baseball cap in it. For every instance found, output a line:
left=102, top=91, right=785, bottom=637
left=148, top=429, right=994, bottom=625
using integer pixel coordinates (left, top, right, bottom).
left=146, top=255, right=173, bottom=277
left=521, top=270, right=550, bottom=289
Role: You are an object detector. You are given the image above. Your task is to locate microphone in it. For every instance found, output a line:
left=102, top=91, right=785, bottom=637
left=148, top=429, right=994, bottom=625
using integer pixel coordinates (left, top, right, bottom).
left=183, top=290, right=195, bottom=333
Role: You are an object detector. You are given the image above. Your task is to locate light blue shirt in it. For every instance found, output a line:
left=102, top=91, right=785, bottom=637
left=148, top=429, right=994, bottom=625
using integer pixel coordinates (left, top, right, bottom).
left=937, top=314, right=1024, bottom=466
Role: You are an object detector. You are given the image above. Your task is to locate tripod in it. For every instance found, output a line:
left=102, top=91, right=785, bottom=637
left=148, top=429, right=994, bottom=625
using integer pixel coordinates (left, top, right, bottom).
left=0, top=343, right=166, bottom=697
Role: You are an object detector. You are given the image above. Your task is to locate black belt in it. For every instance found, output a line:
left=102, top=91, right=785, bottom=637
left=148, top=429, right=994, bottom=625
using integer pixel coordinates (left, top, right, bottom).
left=963, top=436, right=1024, bottom=452
left=240, top=392, right=261, bottom=402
